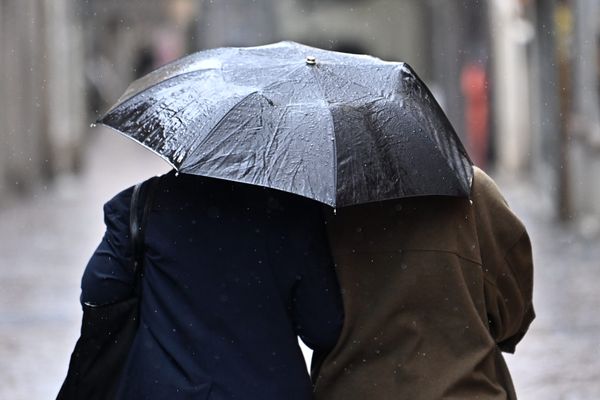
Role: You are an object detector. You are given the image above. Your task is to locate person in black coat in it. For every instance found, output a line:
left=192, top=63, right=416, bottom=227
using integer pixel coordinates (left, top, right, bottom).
left=80, top=171, right=343, bottom=399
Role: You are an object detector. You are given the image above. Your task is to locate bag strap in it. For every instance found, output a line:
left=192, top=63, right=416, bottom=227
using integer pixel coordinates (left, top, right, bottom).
left=130, top=177, right=159, bottom=277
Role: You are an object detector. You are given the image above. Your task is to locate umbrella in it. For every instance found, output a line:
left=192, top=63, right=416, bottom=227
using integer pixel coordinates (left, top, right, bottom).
left=98, top=41, right=473, bottom=207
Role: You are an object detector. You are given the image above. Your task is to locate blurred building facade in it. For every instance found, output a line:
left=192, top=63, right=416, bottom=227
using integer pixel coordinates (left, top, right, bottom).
left=80, top=0, right=199, bottom=118
left=2, top=0, right=599, bottom=231
left=490, top=0, right=600, bottom=229
left=568, top=0, right=600, bottom=230
left=426, top=0, right=600, bottom=231
left=0, top=0, right=86, bottom=204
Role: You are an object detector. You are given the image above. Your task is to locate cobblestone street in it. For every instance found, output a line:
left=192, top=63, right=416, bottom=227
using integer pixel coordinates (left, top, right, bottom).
left=1, top=128, right=599, bottom=399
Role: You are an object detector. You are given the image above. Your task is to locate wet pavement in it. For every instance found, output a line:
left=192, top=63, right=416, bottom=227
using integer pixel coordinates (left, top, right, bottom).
left=0, top=128, right=169, bottom=399
left=498, top=176, right=600, bottom=399
left=1, top=128, right=599, bottom=399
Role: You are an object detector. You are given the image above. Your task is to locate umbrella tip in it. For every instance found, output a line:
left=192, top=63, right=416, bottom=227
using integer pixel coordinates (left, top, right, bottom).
left=305, top=56, right=316, bottom=65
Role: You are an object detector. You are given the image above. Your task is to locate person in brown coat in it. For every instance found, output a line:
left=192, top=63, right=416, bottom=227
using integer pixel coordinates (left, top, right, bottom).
left=313, top=166, right=534, bottom=400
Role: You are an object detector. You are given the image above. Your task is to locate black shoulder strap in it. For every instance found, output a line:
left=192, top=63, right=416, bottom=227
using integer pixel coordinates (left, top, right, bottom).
left=130, top=177, right=159, bottom=276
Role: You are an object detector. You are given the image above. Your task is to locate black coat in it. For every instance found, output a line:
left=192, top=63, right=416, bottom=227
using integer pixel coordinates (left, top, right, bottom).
left=81, top=171, right=343, bottom=400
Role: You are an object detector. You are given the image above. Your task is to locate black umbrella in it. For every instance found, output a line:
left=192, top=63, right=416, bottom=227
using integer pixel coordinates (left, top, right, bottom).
left=98, top=41, right=472, bottom=207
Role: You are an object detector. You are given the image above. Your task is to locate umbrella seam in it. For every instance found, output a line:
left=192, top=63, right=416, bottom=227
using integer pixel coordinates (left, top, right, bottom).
left=306, top=65, right=338, bottom=207
left=183, top=91, right=260, bottom=164
left=184, top=64, right=307, bottom=168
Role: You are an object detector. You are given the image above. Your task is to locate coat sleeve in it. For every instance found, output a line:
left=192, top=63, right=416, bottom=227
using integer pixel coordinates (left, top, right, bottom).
left=288, top=206, right=344, bottom=356
left=472, top=168, right=535, bottom=353
left=80, top=186, right=136, bottom=306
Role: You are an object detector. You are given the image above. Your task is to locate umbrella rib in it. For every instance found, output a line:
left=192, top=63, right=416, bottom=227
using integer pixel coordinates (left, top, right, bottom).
left=328, top=103, right=338, bottom=208
left=306, top=66, right=339, bottom=206
left=184, top=91, right=259, bottom=161
left=263, top=109, right=287, bottom=174
left=185, top=65, right=306, bottom=164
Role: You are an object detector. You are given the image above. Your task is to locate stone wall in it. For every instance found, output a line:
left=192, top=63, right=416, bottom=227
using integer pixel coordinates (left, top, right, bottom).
left=0, top=0, right=86, bottom=204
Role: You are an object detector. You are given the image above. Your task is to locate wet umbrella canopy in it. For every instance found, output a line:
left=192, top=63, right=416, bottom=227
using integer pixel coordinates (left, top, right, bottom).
left=98, top=41, right=473, bottom=207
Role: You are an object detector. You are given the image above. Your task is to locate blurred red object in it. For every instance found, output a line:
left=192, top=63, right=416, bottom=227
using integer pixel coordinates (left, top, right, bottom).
left=461, top=63, right=489, bottom=168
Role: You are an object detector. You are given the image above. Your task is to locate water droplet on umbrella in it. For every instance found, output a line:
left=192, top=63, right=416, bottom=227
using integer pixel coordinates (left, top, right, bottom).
left=175, top=151, right=187, bottom=164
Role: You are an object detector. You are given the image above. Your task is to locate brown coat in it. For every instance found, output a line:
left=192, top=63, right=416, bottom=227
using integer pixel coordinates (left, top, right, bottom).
left=314, top=167, right=534, bottom=400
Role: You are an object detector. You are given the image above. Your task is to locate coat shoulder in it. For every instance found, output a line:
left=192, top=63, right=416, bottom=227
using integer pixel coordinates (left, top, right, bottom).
left=104, top=185, right=135, bottom=215
left=103, top=173, right=169, bottom=216
left=471, top=167, right=507, bottom=207
left=471, top=166, right=528, bottom=258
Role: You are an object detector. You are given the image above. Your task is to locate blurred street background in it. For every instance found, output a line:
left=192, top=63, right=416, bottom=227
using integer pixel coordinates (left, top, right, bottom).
left=1, top=0, right=599, bottom=398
